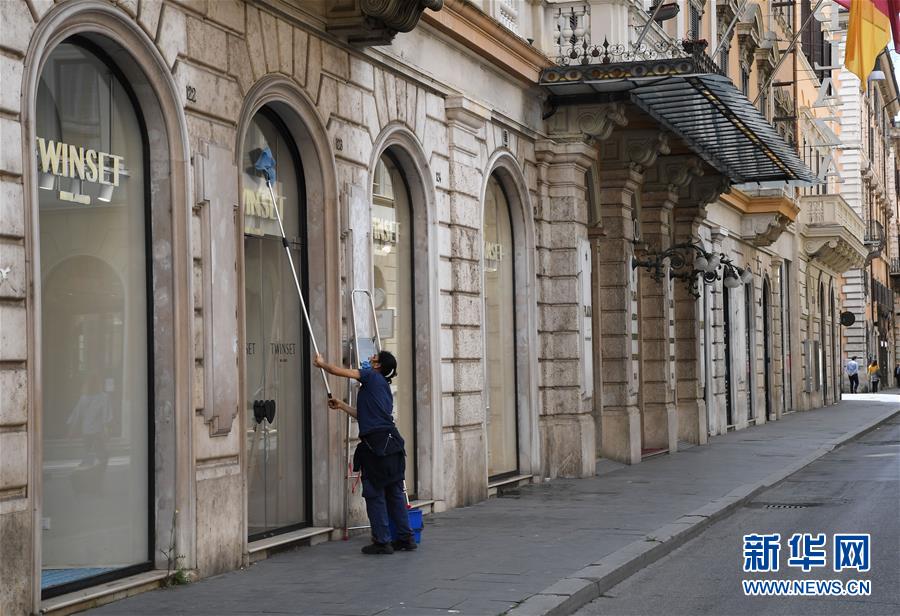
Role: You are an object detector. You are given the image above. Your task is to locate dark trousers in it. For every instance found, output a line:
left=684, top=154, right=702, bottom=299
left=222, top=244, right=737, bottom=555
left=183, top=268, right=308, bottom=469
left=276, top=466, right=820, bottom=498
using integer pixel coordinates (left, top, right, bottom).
left=362, top=478, right=412, bottom=544
left=871, top=379, right=879, bottom=393
left=849, top=374, right=859, bottom=393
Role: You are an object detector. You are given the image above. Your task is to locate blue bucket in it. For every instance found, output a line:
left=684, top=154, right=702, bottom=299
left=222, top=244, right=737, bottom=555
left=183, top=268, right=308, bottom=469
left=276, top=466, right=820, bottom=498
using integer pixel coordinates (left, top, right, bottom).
left=389, top=508, right=423, bottom=543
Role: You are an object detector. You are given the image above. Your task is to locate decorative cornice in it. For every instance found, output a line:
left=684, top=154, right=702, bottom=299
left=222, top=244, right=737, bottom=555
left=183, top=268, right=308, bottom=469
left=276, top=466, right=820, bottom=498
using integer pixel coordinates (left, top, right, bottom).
left=644, top=155, right=705, bottom=193
left=444, top=95, right=491, bottom=130
left=575, top=104, right=628, bottom=141
left=534, top=137, right=597, bottom=170
left=546, top=103, right=628, bottom=141
left=363, top=0, right=443, bottom=33
left=599, top=130, right=671, bottom=174
left=421, top=0, right=553, bottom=84
left=675, top=174, right=731, bottom=216
left=804, top=236, right=866, bottom=273
left=720, top=187, right=800, bottom=221
left=741, top=212, right=791, bottom=247
left=326, top=0, right=443, bottom=46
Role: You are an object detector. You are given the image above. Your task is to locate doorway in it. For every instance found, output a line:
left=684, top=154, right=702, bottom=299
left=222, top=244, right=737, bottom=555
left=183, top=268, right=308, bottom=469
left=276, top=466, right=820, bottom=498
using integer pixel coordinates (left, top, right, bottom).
left=243, top=108, right=311, bottom=539
left=762, top=277, right=772, bottom=419
left=483, top=175, right=519, bottom=478
left=723, top=287, right=734, bottom=428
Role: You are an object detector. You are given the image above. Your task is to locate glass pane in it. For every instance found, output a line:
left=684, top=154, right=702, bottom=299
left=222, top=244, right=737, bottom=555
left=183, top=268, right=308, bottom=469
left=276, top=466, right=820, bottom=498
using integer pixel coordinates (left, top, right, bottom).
left=243, top=111, right=308, bottom=536
left=38, top=43, right=149, bottom=588
left=371, top=156, right=416, bottom=495
left=483, top=176, right=518, bottom=477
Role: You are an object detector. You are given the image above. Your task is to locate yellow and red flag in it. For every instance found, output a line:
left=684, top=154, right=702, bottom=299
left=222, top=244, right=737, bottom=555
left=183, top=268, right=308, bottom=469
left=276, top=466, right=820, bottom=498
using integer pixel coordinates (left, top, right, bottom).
left=836, top=0, right=899, bottom=90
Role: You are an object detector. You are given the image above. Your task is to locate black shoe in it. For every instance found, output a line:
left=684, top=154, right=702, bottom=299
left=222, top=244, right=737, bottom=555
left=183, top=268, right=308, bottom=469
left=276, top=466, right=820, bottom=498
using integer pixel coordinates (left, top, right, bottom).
left=361, top=542, right=394, bottom=555
left=391, top=537, right=418, bottom=551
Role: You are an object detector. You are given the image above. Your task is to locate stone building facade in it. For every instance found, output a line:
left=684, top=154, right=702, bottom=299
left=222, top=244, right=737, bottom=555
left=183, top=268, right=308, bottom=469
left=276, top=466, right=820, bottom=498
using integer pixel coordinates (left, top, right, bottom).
left=0, top=1, right=897, bottom=614
left=836, top=40, right=900, bottom=385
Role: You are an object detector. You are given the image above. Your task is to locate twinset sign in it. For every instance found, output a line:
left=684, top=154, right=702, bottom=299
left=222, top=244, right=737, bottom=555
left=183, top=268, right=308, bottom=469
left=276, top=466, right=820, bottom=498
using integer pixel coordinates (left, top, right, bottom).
left=484, top=241, right=503, bottom=262
left=372, top=217, right=399, bottom=244
left=484, top=241, right=504, bottom=273
left=36, top=137, right=125, bottom=205
left=243, top=186, right=285, bottom=236
left=37, top=137, right=125, bottom=185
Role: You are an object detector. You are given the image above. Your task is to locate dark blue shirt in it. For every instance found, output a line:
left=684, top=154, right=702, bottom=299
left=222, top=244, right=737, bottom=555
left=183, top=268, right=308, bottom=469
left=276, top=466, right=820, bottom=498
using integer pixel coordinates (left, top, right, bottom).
left=356, top=368, right=395, bottom=436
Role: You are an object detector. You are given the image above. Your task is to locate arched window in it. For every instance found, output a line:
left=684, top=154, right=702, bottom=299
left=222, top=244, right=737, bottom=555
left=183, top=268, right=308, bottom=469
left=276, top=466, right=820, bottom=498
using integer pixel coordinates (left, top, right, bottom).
left=371, top=154, right=417, bottom=495
left=38, top=41, right=151, bottom=594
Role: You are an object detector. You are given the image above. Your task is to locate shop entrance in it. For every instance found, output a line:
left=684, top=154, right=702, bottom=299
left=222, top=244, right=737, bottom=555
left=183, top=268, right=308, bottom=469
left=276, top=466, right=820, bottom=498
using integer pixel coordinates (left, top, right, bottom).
left=243, top=109, right=311, bottom=538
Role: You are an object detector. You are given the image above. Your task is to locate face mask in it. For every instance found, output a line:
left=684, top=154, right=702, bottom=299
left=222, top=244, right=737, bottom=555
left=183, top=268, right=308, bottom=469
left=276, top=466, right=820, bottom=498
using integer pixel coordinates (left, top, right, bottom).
left=361, top=360, right=372, bottom=370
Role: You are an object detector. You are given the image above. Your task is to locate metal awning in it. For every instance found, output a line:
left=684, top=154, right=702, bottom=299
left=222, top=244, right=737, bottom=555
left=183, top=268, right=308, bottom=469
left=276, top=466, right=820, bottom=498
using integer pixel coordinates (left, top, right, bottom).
left=541, top=60, right=818, bottom=185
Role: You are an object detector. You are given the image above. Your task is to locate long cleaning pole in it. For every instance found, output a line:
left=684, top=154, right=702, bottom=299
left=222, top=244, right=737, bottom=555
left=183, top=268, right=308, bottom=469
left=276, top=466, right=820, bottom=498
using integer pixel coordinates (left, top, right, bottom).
left=263, top=176, right=332, bottom=398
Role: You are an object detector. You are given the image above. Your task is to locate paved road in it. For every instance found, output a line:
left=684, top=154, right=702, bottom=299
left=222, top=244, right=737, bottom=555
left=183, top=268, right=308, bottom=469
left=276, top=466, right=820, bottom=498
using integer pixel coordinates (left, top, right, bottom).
left=573, top=416, right=900, bottom=616
left=85, top=398, right=899, bottom=616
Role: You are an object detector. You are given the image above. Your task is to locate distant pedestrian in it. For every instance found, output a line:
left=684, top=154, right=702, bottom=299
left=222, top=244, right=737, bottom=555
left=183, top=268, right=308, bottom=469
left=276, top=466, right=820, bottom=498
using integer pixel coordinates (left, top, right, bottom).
left=894, top=364, right=900, bottom=389
left=868, top=360, right=881, bottom=393
left=314, top=350, right=417, bottom=554
left=846, top=356, right=859, bottom=393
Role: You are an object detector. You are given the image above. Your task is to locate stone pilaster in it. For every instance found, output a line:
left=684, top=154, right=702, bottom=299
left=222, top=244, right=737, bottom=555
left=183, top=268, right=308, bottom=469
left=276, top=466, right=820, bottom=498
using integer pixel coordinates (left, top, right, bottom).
left=767, top=256, right=786, bottom=419
left=534, top=138, right=598, bottom=478
left=672, top=207, right=708, bottom=444
left=672, top=174, right=730, bottom=444
left=635, top=156, right=703, bottom=452
left=637, top=187, right=678, bottom=452
left=0, top=3, right=34, bottom=612
left=442, top=95, right=490, bottom=506
left=595, top=131, right=669, bottom=464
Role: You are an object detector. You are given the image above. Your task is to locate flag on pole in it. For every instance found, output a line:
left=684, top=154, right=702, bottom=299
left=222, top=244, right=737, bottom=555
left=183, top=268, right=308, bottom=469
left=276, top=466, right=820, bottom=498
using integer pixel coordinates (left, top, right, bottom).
left=839, top=0, right=897, bottom=90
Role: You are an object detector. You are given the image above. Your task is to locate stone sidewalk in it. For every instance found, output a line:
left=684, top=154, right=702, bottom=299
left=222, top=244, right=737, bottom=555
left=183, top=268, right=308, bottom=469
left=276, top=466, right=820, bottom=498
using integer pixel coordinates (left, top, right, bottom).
left=90, top=396, right=900, bottom=616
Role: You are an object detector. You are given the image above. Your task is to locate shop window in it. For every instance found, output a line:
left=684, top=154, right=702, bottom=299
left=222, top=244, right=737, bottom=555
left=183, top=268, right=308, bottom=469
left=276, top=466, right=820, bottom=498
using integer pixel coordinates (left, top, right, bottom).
left=371, top=154, right=417, bottom=495
left=37, top=41, right=150, bottom=595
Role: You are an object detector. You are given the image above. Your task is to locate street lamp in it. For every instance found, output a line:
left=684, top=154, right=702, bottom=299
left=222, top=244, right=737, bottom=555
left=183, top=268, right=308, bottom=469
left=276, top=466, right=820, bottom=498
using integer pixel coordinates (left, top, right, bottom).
left=632, top=240, right=753, bottom=297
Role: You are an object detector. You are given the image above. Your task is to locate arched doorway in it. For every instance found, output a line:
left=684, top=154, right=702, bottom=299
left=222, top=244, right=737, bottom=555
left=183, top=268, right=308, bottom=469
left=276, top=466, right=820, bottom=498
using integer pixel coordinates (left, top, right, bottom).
left=37, top=40, right=152, bottom=596
left=819, top=282, right=827, bottom=403
left=762, top=277, right=773, bottom=419
left=723, top=286, right=735, bottom=428
left=370, top=152, right=417, bottom=496
left=483, top=175, right=519, bottom=478
left=242, top=108, right=312, bottom=539
left=830, top=285, right=838, bottom=398
left=744, top=282, right=755, bottom=422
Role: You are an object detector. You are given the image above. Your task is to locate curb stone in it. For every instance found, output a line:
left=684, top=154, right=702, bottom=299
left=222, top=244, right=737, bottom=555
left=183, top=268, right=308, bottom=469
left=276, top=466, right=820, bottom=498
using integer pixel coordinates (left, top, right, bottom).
left=506, top=408, right=900, bottom=616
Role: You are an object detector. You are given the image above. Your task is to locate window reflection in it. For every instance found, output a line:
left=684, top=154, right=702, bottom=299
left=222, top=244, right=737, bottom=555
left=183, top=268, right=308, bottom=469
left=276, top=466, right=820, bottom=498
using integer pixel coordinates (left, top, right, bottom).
left=243, top=110, right=309, bottom=537
left=371, top=156, right=416, bottom=495
left=38, top=43, right=149, bottom=590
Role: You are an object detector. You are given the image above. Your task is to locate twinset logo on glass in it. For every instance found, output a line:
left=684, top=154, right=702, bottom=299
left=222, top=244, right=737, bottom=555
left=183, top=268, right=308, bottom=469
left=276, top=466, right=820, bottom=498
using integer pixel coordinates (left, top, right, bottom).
left=741, top=533, right=872, bottom=597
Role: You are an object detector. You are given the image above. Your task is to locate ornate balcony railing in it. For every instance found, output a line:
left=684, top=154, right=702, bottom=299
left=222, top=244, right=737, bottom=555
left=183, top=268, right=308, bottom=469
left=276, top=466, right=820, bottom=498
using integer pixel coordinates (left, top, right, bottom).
left=799, top=194, right=865, bottom=242
left=552, top=3, right=722, bottom=74
left=889, top=257, right=900, bottom=293
left=798, top=194, right=867, bottom=273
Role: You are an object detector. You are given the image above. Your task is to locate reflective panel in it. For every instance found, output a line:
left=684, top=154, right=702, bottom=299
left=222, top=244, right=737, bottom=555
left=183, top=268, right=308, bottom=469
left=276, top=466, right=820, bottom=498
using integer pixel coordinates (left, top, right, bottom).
left=243, top=111, right=309, bottom=537
left=371, top=156, right=416, bottom=495
left=483, top=176, right=518, bottom=477
left=38, top=43, right=149, bottom=589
